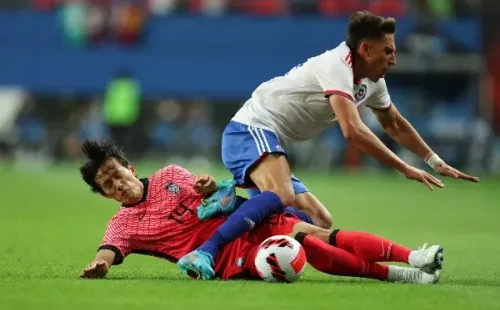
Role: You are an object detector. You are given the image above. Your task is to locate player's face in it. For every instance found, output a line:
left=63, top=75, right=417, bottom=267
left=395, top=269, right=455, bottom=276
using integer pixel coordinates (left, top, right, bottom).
left=95, top=158, right=143, bottom=204
left=361, top=34, right=396, bottom=82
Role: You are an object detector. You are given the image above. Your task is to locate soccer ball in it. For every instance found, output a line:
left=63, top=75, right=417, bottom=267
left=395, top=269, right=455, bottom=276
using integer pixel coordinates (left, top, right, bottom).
left=254, top=235, right=307, bottom=283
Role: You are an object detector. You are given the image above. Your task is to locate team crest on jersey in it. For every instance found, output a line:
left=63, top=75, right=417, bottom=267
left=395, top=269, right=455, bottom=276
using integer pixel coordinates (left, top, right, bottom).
left=166, top=183, right=181, bottom=194
left=354, top=84, right=367, bottom=101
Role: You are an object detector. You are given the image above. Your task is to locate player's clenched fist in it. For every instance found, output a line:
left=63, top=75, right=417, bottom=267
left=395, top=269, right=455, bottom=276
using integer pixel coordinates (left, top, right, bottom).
left=402, top=165, right=444, bottom=190
left=193, top=174, right=218, bottom=196
left=80, top=260, right=109, bottom=279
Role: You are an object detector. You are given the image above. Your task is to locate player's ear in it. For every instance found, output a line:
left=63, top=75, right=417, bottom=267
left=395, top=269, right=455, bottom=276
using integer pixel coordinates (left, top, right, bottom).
left=358, top=41, right=370, bottom=58
left=128, top=163, right=137, bottom=176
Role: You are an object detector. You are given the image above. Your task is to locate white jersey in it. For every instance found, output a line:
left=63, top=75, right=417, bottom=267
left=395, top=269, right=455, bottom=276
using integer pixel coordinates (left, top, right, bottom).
left=232, top=41, right=392, bottom=145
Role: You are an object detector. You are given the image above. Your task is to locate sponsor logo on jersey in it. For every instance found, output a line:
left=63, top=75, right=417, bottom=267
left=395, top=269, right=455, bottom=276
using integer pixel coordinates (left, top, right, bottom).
left=244, top=217, right=255, bottom=230
left=166, top=183, right=181, bottom=194
left=236, top=257, right=245, bottom=267
left=354, top=84, right=367, bottom=101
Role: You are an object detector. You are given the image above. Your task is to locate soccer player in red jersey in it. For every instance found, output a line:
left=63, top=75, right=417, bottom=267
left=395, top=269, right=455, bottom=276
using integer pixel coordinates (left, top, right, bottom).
left=79, top=140, right=443, bottom=284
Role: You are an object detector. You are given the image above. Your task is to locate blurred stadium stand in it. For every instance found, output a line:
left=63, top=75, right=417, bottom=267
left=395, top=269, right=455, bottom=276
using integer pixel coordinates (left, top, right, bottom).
left=0, top=0, right=497, bottom=175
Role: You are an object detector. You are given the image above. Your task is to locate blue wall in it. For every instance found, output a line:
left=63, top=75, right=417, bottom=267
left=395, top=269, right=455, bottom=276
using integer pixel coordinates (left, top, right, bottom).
left=0, top=11, right=480, bottom=98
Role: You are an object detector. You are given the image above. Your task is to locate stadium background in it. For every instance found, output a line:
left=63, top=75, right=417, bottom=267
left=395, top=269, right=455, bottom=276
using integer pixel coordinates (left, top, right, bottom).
left=0, top=1, right=499, bottom=310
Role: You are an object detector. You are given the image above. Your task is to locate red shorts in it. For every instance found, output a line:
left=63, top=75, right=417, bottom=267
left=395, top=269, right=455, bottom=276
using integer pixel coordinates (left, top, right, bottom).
left=215, top=213, right=301, bottom=280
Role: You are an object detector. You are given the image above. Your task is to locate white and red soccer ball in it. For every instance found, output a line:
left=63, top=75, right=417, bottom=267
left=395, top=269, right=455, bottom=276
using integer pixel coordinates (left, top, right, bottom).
left=255, top=235, right=307, bottom=283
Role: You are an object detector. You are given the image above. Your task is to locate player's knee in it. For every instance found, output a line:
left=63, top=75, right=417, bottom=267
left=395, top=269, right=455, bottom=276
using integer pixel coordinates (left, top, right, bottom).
left=315, top=215, right=333, bottom=229
left=268, top=186, right=295, bottom=207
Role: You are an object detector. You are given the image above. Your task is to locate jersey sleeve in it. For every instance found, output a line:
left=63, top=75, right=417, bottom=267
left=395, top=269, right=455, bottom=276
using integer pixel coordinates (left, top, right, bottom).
left=98, top=216, right=132, bottom=265
left=364, top=79, right=392, bottom=110
left=313, top=57, right=354, bottom=101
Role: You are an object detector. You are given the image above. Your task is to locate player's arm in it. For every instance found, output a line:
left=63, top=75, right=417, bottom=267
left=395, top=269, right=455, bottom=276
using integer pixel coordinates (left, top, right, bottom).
left=369, top=104, right=479, bottom=182
left=81, top=217, right=132, bottom=279
left=80, top=249, right=115, bottom=279
left=370, top=104, right=431, bottom=160
left=193, top=174, right=218, bottom=196
left=330, top=95, right=406, bottom=171
left=316, top=61, right=442, bottom=189
left=329, top=95, right=443, bottom=189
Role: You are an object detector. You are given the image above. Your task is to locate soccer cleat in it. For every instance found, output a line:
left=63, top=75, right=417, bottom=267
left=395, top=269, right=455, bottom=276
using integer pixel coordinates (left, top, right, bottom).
left=387, top=266, right=441, bottom=284
left=197, top=179, right=237, bottom=220
left=408, top=243, right=444, bottom=274
left=177, top=250, right=215, bottom=280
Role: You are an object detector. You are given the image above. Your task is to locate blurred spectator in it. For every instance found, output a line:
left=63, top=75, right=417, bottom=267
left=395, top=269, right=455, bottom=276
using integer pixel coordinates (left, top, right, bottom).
left=33, top=0, right=57, bottom=11
left=317, top=0, right=363, bottom=16
left=60, top=0, right=88, bottom=47
left=149, top=99, right=182, bottom=152
left=190, top=0, right=229, bottom=15
left=180, top=101, right=217, bottom=159
left=149, top=0, right=179, bottom=15
left=0, top=89, right=25, bottom=169
left=16, top=100, right=47, bottom=152
left=368, top=0, right=407, bottom=17
left=230, top=0, right=287, bottom=16
left=110, top=0, right=148, bottom=45
left=289, top=0, right=317, bottom=15
left=103, top=69, right=142, bottom=156
left=87, top=0, right=110, bottom=43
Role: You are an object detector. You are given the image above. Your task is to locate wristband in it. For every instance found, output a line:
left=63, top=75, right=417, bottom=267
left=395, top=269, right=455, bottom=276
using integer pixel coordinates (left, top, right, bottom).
left=425, top=153, right=442, bottom=169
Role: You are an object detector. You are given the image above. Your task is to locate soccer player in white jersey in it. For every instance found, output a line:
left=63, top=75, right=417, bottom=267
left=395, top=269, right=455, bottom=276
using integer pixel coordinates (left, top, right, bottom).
left=178, top=11, right=479, bottom=279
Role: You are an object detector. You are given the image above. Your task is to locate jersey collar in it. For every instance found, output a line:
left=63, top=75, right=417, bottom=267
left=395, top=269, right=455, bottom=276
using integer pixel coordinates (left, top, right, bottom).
left=122, top=178, right=149, bottom=208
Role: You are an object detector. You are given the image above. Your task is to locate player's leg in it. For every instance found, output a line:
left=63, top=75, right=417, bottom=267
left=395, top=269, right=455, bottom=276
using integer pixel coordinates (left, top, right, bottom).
left=293, top=189, right=332, bottom=229
left=244, top=216, right=439, bottom=283
left=186, top=123, right=293, bottom=278
left=290, top=221, right=443, bottom=271
left=246, top=175, right=333, bottom=229
left=197, top=153, right=292, bottom=255
left=242, top=240, right=390, bottom=281
left=293, top=232, right=440, bottom=284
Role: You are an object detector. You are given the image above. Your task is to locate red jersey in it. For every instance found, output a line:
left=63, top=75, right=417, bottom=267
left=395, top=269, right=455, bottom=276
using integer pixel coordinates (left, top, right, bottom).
left=99, top=164, right=226, bottom=265
left=98, top=164, right=300, bottom=279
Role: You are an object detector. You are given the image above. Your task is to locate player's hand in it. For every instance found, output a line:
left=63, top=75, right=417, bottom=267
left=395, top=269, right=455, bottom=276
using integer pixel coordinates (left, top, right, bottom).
left=434, top=161, right=480, bottom=183
left=80, top=260, right=109, bottom=279
left=193, top=174, right=218, bottom=196
left=402, top=165, right=444, bottom=190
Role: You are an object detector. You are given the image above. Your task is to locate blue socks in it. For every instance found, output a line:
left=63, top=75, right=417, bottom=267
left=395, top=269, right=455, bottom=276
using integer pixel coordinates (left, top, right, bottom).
left=234, top=196, right=314, bottom=224
left=198, top=191, right=284, bottom=259
left=283, top=207, right=313, bottom=225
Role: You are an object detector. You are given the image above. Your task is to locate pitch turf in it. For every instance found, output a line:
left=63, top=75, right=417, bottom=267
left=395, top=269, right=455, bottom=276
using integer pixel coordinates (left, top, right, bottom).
left=1, top=163, right=499, bottom=310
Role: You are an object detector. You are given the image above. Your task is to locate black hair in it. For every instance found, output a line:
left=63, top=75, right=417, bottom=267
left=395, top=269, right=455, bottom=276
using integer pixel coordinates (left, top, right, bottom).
left=79, top=139, right=130, bottom=195
left=346, top=11, right=397, bottom=50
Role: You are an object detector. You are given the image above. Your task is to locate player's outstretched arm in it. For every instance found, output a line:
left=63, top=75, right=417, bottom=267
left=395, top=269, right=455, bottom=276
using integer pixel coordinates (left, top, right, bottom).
left=369, top=105, right=479, bottom=183
left=330, top=95, right=444, bottom=190
left=80, top=249, right=115, bottom=279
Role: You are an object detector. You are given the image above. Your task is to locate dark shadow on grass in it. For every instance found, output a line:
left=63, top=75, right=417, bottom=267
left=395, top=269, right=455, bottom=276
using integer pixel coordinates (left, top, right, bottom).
left=102, top=275, right=195, bottom=281
left=101, top=275, right=384, bottom=285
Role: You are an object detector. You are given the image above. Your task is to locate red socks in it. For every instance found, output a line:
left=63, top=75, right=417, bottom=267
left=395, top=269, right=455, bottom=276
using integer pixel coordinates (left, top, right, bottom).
left=330, top=230, right=411, bottom=263
left=297, top=233, right=388, bottom=281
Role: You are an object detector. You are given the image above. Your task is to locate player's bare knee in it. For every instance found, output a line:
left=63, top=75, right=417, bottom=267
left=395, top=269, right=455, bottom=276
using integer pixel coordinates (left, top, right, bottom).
left=307, top=228, right=330, bottom=243
left=315, top=213, right=333, bottom=229
left=291, top=222, right=330, bottom=243
left=270, top=186, right=295, bottom=207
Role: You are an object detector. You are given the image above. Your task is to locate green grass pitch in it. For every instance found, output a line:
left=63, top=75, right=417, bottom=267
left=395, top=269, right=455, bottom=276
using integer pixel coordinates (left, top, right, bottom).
left=1, top=163, right=499, bottom=310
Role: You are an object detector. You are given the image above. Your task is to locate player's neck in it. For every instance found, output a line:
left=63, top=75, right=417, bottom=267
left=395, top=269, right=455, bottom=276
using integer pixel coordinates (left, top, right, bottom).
left=132, top=181, right=145, bottom=203
left=352, top=54, right=368, bottom=82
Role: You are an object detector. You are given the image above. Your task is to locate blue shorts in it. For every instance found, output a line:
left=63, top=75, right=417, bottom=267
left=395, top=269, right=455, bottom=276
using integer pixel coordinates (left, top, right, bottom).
left=221, top=121, right=309, bottom=197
